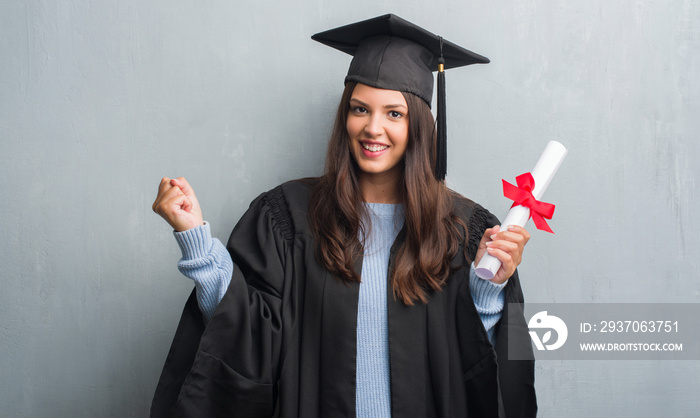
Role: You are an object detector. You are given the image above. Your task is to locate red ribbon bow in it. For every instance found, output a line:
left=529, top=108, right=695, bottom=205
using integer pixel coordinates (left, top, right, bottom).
left=502, top=172, right=556, bottom=233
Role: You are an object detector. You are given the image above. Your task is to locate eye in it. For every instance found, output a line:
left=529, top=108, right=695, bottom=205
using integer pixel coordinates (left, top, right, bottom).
left=350, top=106, right=368, bottom=114
left=388, top=110, right=404, bottom=119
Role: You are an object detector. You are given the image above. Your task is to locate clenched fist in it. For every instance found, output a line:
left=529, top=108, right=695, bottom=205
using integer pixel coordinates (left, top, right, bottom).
left=152, top=177, right=204, bottom=232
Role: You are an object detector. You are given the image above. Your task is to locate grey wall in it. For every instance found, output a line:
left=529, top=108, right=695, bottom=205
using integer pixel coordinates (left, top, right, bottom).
left=1, top=1, right=698, bottom=417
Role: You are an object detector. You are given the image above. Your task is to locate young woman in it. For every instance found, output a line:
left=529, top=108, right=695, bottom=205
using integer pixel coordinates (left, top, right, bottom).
left=151, top=14, right=537, bottom=418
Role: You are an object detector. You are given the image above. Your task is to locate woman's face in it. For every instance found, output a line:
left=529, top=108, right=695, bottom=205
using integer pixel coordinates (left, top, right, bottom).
left=346, top=83, right=409, bottom=183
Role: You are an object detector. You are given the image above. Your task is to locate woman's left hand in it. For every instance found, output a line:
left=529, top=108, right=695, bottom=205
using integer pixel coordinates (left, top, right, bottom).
left=474, top=225, right=530, bottom=284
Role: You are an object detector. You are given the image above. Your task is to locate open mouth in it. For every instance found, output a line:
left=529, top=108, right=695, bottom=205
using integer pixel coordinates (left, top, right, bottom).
left=361, top=142, right=389, bottom=152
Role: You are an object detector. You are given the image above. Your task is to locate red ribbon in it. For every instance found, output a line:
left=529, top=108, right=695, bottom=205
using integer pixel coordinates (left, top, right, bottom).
left=502, top=172, right=556, bottom=233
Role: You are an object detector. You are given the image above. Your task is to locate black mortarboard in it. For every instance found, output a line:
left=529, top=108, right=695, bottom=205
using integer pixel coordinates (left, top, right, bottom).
left=312, top=14, right=490, bottom=181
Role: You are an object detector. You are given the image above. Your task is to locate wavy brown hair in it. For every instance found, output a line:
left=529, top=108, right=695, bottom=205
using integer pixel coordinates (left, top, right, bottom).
left=309, top=82, right=468, bottom=305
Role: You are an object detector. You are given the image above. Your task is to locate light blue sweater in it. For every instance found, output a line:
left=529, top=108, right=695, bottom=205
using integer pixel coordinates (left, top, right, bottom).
left=173, top=203, right=506, bottom=418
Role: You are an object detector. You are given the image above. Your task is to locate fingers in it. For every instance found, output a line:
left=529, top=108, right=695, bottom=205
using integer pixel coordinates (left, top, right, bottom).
left=486, top=246, right=515, bottom=270
left=153, top=177, right=172, bottom=212
left=482, top=225, right=530, bottom=283
left=482, top=225, right=499, bottom=240
left=153, top=185, right=198, bottom=231
left=179, top=192, right=193, bottom=213
left=153, top=183, right=185, bottom=215
left=170, top=177, right=195, bottom=197
left=152, top=176, right=204, bottom=232
left=169, top=177, right=201, bottom=212
left=486, top=238, right=519, bottom=254
left=506, top=225, right=530, bottom=242
left=489, top=225, right=530, bottom=247
left=478, top=225, right=499, bottom=249
left=158, top=176, right=171, bottom=194
left=153, top=176, right=195, bottom=213
left=162, top=192, right=192, bottom=217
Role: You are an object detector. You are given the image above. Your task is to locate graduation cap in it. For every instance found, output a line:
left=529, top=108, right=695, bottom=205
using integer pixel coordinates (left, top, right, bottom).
left=312, top=14, right=489, bottom=181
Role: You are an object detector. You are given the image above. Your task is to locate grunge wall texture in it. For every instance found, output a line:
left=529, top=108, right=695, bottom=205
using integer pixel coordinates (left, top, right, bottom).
left=1, top=1, right=698, bottom=416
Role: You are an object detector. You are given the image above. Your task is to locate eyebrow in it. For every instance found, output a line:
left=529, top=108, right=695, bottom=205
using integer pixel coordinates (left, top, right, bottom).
left=349, top=98, right=408, bottom=111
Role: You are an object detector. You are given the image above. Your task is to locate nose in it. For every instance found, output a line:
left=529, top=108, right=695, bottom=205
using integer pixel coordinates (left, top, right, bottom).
left=363, top=114, right=383, bottom=138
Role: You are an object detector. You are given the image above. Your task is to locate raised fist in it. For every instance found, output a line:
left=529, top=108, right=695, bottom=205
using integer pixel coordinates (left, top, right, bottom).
left=152, top=177, right=204, bottom=232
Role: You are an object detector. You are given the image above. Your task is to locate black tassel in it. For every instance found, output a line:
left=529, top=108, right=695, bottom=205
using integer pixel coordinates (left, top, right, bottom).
left=435, top=37, right=447, bottom=181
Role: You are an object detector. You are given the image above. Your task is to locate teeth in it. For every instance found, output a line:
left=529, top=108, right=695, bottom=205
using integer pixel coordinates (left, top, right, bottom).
left=362, top=143, right=389, bottom=152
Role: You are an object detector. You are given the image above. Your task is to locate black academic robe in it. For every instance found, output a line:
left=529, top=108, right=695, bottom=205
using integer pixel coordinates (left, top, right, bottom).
left=151, top=179, right=537, bottom=418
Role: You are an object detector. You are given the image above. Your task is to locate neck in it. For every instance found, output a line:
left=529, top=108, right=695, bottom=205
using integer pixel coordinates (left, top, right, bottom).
left=358, top=172, right=401, bottom=204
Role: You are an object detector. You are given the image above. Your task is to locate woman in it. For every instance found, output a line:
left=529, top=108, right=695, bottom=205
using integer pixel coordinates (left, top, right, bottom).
left=151, top=14, right=536, bottom=418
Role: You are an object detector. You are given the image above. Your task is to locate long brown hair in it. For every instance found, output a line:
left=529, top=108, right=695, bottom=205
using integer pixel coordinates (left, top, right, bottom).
left=309, top=82, right=467, bottom=305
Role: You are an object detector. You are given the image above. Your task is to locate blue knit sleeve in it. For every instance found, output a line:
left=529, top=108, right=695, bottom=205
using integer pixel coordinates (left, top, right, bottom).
left=173, top=222, right=233, bottom=323
left=469, top=263, right=507, bottom=345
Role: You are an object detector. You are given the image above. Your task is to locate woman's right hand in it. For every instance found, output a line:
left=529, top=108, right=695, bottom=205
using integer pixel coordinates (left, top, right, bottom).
left=152, top=177, right=204, bottom=232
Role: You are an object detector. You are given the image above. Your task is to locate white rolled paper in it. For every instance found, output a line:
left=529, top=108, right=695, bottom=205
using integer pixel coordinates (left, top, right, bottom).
left=474, top=140, right=568, bottom=280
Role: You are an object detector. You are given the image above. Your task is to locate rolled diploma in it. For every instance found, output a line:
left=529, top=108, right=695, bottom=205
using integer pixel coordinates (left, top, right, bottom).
left=474, top=140, right=568, bottom=280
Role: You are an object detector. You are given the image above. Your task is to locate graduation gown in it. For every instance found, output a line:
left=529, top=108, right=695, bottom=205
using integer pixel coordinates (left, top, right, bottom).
left=150, top=179, right=537, bottom=418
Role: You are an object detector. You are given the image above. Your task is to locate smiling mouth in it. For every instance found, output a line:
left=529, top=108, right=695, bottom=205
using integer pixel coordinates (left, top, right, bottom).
left=361, top=142, right=389, bottom=152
